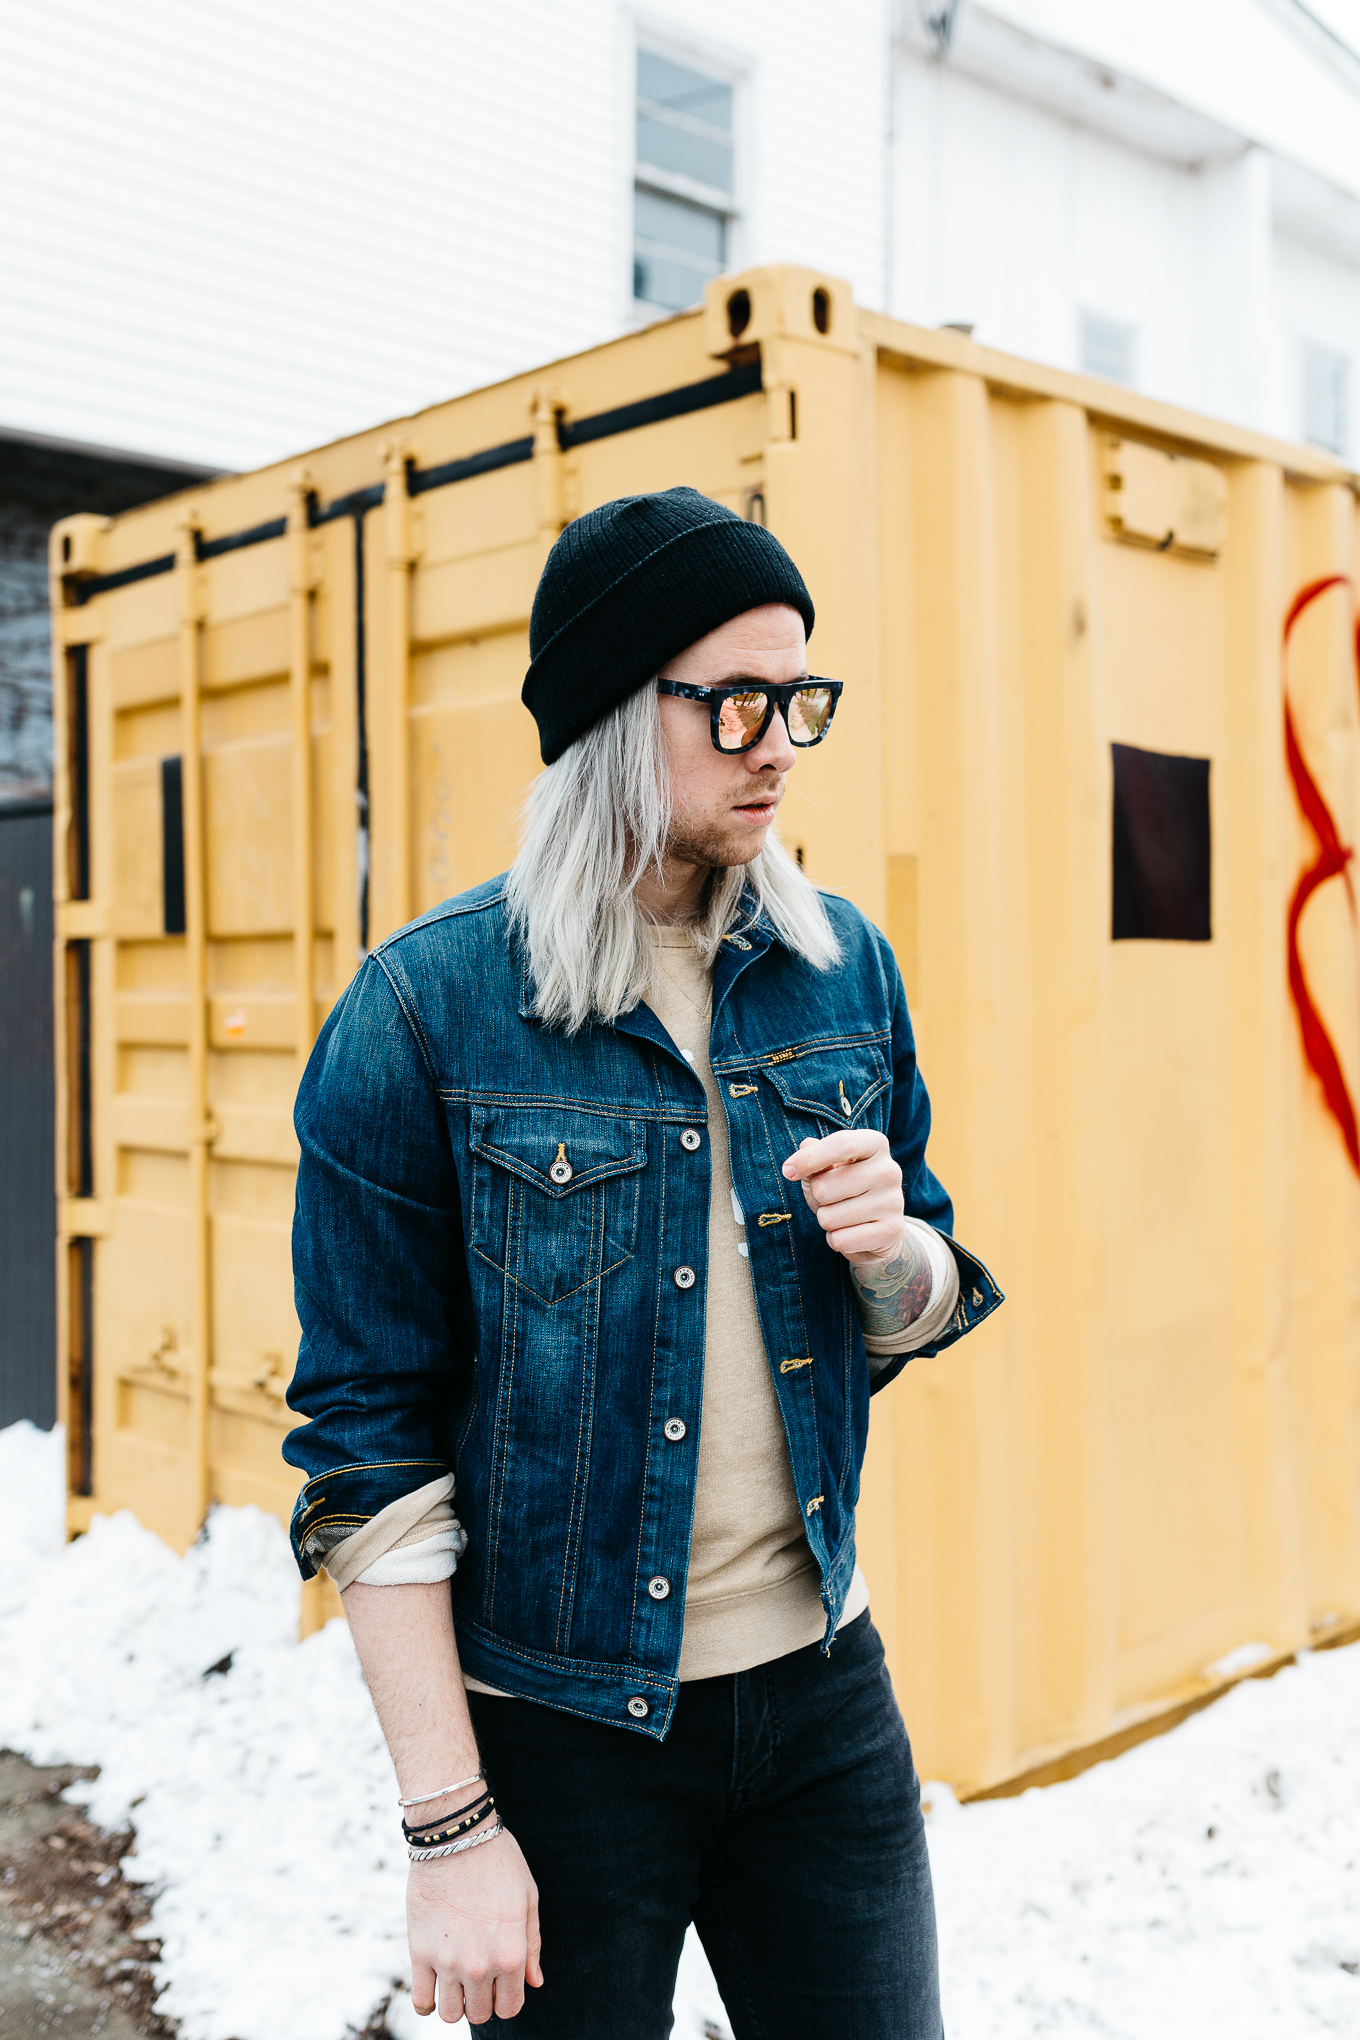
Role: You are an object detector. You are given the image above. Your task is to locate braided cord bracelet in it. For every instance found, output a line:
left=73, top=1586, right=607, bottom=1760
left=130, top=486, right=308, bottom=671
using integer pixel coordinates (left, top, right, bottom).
left=402, top=1792, right=495, bottom=1847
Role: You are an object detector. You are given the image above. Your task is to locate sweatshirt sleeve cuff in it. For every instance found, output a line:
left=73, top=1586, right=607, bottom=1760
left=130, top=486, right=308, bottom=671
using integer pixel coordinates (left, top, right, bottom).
left=861, top=1219, right=961, bottom=1362
left=318, top=1473, right=467, bottom=1591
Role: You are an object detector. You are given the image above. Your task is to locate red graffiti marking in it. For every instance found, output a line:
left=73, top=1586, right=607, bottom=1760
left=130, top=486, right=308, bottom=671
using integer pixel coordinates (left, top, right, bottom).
left=1283, top=575, right=1360, bottom=1174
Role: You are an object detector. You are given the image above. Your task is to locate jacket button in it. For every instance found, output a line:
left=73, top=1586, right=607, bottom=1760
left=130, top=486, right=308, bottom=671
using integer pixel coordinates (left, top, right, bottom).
left=548, top=1145, right=573, bottom=1184
left=647, top=1575, right=670, bottom=1600
left=627, top=1696, right=650, bottom=1719
left=664, top=1417, right=687, bottom=1442
left=680, top=1127, right=702, bottom=1151
left=673, top=1265, right=696, bottom=1290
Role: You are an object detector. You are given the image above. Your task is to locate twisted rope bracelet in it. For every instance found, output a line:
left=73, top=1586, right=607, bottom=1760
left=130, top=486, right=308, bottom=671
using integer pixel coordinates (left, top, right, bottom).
left=409, top=1819, right=504, bottom=1864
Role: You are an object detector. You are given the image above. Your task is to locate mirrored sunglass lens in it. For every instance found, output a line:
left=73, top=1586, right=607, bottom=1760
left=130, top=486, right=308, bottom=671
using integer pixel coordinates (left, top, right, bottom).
left=788, top=687, right=834, bottom=743
left=717, top=691, right=770, bottom=750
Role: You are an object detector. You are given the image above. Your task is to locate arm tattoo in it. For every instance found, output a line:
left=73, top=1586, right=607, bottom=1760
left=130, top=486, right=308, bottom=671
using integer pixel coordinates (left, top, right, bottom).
left=849, top=1229, right=935, bottom=1340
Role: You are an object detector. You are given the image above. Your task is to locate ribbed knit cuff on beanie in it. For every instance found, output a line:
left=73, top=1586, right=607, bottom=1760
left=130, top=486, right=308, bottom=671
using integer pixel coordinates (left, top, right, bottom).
left=522, top=486, right=815, bottom=764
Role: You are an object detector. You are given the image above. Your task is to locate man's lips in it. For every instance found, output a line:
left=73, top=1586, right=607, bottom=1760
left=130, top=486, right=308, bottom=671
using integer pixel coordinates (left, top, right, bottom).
left=733, top=783, right=782, bottom=819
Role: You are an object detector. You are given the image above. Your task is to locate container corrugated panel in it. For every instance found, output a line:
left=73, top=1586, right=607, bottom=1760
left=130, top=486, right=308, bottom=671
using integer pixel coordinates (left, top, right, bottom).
left=49, top=266, right=1360, bottom=1793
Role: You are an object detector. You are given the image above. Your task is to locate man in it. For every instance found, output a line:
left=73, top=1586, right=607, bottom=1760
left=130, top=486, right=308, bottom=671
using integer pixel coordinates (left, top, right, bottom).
left=284, top=486, right=1000, bottom=2037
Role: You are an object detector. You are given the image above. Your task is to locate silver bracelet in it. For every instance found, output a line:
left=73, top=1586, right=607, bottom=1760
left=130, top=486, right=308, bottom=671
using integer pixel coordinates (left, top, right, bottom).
left=408, top=1819, right=504, bottom=1864
left=398, top=1771, right=484, bottom=1809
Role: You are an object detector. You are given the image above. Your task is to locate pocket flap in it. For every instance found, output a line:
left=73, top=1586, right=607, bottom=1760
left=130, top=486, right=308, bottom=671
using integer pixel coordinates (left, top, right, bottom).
left=470, top=1107, right=645, bottom=1197
left=761, top=1049, right=889, bottom=1128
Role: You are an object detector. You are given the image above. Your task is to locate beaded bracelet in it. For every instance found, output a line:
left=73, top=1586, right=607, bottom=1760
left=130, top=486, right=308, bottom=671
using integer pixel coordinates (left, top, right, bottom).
left=402, top=1793, right=495, bottom=1847
left=402, top=1784, right=491, bottom=1826
left=409, top=1818, right=504, bottom=1864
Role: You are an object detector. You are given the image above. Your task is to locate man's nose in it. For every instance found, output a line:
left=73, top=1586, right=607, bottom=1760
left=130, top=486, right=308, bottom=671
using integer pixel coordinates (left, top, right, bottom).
left=746, top=705, right=795, bottom=773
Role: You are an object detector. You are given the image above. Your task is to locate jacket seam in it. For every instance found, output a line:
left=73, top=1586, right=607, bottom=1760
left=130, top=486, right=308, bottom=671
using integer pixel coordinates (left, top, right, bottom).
left=747, top=1070, right=818, bottom=1441
left=372, top=888, right=508, bottom=952
left=445, top=1089, right=694, bottom=1119
left=485, top=1179, right=522, bottom=1624
left=454, top=1623, right=675, bottom=1689
left=555, top=1170, right=601, bottom=1653
left=709, top=1027, right=889, bottom=1072
left=371, top=949, right=441, bottom=1086
left=296, top=1457, right=446, bottom=1500
left=469, top=1238, right=631, bottom=1306
left=628, top=1048, right=668, bottom=1661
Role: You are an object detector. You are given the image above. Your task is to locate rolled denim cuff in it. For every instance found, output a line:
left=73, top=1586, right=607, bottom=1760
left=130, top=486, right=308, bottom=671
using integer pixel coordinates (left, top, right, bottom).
left=289, top=1458, right=452, bottom=1580
left=865, top=1235, right=1004, bottom=1394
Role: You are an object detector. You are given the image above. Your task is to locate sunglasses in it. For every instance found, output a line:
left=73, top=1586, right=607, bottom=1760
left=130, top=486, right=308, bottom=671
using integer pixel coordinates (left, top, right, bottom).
left=656, top=677, right=843, bottom=754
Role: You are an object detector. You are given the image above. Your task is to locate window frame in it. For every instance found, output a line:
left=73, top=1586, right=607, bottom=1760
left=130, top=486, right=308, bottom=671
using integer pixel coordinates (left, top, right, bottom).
left=628, top=22, right=747, bottom=321
left=1301, top=338, right=1350, bottom=459
left=1079, top=309, right=1138, bottom=388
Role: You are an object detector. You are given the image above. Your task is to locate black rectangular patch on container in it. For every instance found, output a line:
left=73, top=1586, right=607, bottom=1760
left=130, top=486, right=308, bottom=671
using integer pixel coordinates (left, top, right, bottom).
left=161, top=756, right=186, bottom=935
left=1112, top=743, right=1211, bottom=941
left=66, top=940, right=93, bottom=1198
left=67, top=645, right=90, bottom=900
left=68, top=1236, right=94, bottom=1497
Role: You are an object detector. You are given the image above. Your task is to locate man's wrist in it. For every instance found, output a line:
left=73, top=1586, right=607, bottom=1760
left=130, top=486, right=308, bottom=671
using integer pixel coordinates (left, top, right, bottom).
left=849, top=1222, right=935, bottom=1339
left=849, top=1218, right=910, bottom=1270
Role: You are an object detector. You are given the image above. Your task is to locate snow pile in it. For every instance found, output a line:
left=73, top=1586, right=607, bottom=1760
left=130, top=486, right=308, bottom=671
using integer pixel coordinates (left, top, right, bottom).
left=0, top=1421, right=724, bottom=2040
left=927, top=1652, right=1360, bottom=2035
left=0, top=1421, right=410, bottom=2040
left=3, top=1418, right=1358, bottom=2039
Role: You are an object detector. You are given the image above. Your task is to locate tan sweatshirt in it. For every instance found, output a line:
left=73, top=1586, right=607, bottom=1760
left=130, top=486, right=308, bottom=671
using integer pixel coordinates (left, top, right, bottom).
left=646, top=926, right=867, bottom=1677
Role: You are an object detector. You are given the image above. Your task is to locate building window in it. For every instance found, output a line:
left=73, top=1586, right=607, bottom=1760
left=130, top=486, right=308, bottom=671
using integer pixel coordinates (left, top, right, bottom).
left=633, top=47, right=735, bottom=313
left=1302, top=341, right=1349, bottom=457
left=1080, top=311, right=1136, bottom=386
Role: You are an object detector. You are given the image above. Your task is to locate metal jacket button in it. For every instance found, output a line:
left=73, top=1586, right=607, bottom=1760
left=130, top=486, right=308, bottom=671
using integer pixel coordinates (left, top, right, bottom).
left=648, top=1576, right=670, bottom=1600
left=548, top=1143, right=573, bottom=1184
left=680, top=1128, right=701, bottom=1151
left=627, top=1696, right=650, bottom=1719
left=674, top=1265, right=696, bottom=1289
left=664, top=1417, right=687, bottom=1441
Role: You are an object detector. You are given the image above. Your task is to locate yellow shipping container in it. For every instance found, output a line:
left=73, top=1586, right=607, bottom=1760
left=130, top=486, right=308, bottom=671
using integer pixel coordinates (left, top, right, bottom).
left=48, top=266, right=1360, bottom=1795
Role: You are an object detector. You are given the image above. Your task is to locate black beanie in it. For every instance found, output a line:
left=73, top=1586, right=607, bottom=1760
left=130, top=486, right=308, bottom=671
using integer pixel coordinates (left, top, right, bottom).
left=522, top=486, right=815, bottom=763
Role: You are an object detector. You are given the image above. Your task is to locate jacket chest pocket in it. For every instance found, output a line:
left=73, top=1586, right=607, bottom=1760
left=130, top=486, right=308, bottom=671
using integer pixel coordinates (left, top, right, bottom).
left=469, top=1107, right=645, bottom=1306
left=761, top=1046, right=891, bottom=1135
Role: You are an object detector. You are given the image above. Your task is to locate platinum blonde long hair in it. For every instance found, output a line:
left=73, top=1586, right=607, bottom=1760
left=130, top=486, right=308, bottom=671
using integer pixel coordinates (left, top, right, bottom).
left=506, top=685, right=841, bottom=1033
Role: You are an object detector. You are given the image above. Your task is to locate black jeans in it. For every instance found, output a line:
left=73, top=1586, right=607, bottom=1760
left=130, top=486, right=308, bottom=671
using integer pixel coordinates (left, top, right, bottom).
left=465, top=1612, right=943, bottom=2040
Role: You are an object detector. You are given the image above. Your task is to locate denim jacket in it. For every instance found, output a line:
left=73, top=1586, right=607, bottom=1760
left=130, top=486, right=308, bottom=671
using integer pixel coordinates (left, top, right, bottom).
left=283, top=880, right=1001, bottom=1737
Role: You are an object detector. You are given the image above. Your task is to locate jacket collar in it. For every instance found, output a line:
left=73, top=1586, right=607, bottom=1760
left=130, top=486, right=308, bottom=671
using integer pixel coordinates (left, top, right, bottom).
left=515, top=891, right=779, bottom=1036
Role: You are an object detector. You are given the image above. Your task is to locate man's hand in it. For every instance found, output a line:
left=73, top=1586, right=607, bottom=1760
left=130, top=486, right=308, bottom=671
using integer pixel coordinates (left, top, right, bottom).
left=408, top=1831, right=542, bottom=2026
left=781, top=1130, right=905, bottom=1266
left=340, top=1581, right=545, bottom=2025
left=783, top=1130, right=936, bottom=1339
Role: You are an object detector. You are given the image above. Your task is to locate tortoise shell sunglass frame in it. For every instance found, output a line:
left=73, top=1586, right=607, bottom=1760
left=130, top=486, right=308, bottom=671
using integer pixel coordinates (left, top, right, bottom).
left=655, top=677, right=844, bottom=754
